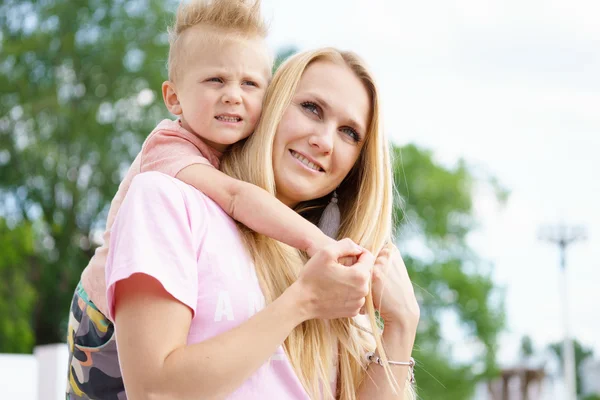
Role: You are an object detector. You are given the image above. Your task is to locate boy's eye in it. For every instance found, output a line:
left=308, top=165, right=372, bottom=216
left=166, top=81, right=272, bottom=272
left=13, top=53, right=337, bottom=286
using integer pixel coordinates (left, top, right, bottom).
left=301, top=101, right=320, bottom=117
left=207, top=77, right=223, bottom=83
left=243, top=80, right=258, bottom=87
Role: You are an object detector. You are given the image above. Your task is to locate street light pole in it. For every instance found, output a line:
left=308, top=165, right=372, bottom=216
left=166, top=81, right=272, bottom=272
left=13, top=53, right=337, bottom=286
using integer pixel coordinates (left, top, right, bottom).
left=539, top=224, right=586, bottom=400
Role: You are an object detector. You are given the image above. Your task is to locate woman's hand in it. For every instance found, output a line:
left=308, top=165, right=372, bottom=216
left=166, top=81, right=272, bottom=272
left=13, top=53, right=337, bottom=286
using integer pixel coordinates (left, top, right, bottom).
left=292, top=238, right=375, bottom=321
left=356, top=245, right=419, bottom=399
left=371, top=243, right=420, bottom=333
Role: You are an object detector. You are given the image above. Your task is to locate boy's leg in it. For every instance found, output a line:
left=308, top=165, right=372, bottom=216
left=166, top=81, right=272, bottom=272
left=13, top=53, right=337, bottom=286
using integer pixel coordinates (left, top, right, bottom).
left=66, top=282, right=125, bottom=400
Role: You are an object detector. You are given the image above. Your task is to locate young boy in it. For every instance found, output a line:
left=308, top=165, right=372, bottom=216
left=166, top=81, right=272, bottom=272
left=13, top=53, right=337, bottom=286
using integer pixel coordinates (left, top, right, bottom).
left=79, top=0, right=338, bottom=320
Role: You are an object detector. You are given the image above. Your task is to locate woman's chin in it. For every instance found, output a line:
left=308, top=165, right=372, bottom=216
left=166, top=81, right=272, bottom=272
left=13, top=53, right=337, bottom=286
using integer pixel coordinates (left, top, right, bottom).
left=276, top=183, right=318, bottom=207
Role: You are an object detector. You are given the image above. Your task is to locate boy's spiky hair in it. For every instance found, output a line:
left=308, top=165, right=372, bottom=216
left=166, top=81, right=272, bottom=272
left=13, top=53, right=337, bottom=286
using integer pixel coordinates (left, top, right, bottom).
left=167, top=0, right=268, bottom=81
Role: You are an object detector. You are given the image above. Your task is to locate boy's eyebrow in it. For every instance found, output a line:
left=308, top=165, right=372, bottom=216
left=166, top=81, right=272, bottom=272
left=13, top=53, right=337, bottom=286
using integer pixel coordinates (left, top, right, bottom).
left=306, top=91, right=366, bottom=133
left=200, top=68, right=269, bottom=84
left=246, top=71, right=270, bottom=84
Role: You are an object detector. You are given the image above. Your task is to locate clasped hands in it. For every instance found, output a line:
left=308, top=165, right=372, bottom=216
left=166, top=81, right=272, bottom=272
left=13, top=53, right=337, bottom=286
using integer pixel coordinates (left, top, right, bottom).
left=295, top=239, right=420, bottom=332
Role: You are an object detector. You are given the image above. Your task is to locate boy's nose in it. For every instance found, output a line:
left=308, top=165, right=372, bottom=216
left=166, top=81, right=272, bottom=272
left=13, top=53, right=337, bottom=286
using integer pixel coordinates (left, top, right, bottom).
left=221, top=89, right=242, bottom=105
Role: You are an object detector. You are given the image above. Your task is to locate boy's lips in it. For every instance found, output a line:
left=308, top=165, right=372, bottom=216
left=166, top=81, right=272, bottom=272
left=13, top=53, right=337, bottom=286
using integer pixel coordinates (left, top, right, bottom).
left=215, top=113, right=242, bottom=122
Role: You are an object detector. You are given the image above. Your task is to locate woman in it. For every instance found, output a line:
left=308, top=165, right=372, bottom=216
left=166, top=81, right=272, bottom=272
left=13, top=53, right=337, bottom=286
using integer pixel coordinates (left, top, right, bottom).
left=108, top=48, right=419, bottom=399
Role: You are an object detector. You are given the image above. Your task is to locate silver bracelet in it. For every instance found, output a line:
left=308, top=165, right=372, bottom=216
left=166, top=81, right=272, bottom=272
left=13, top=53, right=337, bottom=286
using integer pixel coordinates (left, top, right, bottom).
left=365, top=352, right=416, bottom=384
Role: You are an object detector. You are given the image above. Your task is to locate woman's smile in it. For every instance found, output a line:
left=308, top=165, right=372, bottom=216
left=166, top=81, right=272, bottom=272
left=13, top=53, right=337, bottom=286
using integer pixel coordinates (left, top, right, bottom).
left=289, top=149, right=325, bottom=173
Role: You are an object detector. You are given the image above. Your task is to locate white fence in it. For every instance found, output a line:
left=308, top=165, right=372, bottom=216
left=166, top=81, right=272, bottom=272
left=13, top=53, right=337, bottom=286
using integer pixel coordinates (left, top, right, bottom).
left=0, top=344, right=69, bottom=400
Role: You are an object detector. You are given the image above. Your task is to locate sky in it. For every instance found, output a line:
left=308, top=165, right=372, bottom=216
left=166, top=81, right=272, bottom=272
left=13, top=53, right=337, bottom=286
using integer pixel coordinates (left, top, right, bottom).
left=260, top=0, right=600, bottom=365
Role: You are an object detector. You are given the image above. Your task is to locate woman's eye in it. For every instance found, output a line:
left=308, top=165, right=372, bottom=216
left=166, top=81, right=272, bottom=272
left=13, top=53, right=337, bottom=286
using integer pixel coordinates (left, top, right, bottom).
left=301, top=101, right=320, bottom=116
left=341, top=127, right=361, bottom=142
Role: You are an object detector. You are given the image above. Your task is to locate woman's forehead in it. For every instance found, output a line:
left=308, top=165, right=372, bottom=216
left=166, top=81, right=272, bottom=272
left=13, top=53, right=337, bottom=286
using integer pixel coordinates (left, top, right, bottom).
left=296, top=61, right=371, bottom=133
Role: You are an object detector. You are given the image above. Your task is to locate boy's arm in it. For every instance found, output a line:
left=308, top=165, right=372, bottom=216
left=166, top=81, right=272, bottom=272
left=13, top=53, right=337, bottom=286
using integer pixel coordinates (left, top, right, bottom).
left=177, top=163, right=335, bottom=256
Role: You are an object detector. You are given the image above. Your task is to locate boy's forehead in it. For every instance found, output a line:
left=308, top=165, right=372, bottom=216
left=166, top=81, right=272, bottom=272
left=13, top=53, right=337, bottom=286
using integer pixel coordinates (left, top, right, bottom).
left=181, top=26, right=272, bottom=79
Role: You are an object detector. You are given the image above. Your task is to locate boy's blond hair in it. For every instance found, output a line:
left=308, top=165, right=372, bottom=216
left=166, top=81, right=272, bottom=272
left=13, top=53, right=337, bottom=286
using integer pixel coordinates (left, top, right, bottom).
left=167, top=0, right=268, bottom=82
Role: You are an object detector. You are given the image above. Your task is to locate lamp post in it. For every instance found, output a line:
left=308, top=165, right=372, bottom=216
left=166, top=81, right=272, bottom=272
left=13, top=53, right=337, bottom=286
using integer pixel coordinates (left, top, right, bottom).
left=539, top=224, right=586, bottom=400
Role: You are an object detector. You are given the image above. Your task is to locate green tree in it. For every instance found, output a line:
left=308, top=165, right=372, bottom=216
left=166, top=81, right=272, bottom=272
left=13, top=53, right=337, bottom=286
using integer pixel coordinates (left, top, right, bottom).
left=550, top=339, right=594, bottom=396
left=583, top=395, right=600, bottom=400
left=392, top=144, right=506, bottom=399
left=0, top=218, right=37, bottom=353
left=0, top=0, right=177, bottom=346
left=273, top=45, right=297, bottom=73
left=521, top=335, right=535, bottom=359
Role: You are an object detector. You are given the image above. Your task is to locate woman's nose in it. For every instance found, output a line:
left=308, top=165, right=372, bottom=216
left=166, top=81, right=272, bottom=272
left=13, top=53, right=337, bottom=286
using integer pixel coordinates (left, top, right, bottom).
left=308, top=124, right=334, bottom=154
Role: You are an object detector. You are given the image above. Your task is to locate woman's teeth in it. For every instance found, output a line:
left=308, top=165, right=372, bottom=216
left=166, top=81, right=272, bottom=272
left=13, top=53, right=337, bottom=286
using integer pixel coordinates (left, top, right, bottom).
left=291, top=150, right=322, bottom=172
left=216, top=115, right=241, bottom=122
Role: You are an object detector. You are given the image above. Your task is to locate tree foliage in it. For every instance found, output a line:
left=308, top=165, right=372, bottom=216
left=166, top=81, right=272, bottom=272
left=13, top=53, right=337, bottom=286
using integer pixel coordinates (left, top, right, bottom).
left=583, top=395, right=600, bottom=400
left=1, top=0, right=177, bottom=346
left=392, top=145, right=505, bottom=399
left=520, top=335, right=535, bottom=358
left=0, top=218, right=36, bottom=353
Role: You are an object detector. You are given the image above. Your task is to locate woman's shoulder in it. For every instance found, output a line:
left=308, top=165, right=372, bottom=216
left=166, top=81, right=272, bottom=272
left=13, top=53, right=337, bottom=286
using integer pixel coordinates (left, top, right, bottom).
left=128, top=171, right=231, bottom=223
left=129, top=171, right=209, bottom=202
left=127, top=172, right=213, bottom=216
left=130, top=170, right=184, bottom=192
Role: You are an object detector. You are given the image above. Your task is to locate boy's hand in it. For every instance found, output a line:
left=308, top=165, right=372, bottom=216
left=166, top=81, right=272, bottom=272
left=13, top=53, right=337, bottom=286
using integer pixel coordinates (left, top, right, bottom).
left=306, top=236, right=363, bottom=267
left=338, top=255, right=359, bottom=266
left=335, top=239, right=363, bottom=266
left=294, top=239, right=374, bottom=320
left=306, top=235, right=338, bottom=258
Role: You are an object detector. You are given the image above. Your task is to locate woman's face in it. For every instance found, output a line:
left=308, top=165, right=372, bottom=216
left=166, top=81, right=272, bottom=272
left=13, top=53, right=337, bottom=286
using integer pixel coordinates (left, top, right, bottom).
left=272, top=60, right=371, bottom=207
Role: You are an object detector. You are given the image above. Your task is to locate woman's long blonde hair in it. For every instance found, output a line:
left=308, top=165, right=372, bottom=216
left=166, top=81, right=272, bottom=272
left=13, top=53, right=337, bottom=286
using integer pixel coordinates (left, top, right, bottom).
left=221, top=48, right=413, bottom=399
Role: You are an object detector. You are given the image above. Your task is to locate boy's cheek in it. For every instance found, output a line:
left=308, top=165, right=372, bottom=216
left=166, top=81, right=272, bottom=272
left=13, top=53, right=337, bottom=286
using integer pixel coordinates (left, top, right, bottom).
left=250, top=99, right=265, bottom=120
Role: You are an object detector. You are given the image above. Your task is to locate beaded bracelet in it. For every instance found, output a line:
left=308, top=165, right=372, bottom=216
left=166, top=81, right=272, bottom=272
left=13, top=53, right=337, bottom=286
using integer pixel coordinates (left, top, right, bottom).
left=365, top=352, right=416, bottom=384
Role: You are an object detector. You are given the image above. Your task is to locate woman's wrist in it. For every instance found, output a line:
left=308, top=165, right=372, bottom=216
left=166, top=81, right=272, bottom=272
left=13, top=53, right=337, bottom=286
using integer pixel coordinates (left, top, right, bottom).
left=381, top=307, right=419, bottom=334
left=379, top=323, right=416, bottom=374
left=382, top=319, right=417, bottom=347
left=279, top=281, right=314, bottom=325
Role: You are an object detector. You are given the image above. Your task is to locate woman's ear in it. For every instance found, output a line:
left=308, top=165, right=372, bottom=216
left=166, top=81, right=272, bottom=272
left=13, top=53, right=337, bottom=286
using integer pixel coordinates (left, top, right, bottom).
left=162, top=81, right=183, bottom=116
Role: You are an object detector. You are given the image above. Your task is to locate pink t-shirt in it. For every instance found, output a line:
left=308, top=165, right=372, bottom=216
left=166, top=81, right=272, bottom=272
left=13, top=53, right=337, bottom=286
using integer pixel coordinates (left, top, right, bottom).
left=105, top=172, right=312, bottom=399
left=81, top=119, right=220, bottom=318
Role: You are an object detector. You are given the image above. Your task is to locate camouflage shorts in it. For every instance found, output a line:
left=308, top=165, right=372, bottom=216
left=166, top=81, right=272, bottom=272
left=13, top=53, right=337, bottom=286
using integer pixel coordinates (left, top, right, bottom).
left=66, top=282, right=125, bottom=399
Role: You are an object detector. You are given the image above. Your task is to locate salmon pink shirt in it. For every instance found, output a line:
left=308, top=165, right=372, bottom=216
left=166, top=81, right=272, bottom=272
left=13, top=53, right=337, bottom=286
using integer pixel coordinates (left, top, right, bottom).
left=81, top=119, right=219, bottom=318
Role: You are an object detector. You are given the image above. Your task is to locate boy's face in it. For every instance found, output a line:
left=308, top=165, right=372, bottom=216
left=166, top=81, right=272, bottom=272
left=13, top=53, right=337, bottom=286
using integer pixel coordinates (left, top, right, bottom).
left=163, top=32, right=271, bottom=152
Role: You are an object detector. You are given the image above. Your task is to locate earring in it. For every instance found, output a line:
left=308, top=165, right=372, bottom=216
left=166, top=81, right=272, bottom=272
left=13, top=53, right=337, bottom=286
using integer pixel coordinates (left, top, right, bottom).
left=318, top=191, right=340, bottom=239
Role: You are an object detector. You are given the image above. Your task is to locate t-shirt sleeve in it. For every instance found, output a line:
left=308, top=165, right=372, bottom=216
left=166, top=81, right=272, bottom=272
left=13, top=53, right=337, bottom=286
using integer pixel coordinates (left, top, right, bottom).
left=140, top=128, right=213, bottom=178
left=105, top=172, right=201, bottom=321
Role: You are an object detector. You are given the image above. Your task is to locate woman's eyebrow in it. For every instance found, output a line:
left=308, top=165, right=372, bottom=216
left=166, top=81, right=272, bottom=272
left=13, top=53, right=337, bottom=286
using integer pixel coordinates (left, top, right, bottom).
left=303, top=91, right=366, bottom=132
left=347, top=117, right=365, bottom=134
left=303, top=92, right=331, bottom=110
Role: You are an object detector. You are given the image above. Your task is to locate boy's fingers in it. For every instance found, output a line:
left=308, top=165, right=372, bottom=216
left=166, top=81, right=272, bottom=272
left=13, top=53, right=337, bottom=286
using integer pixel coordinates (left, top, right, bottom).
left=326, top=238, right=363, bottom=260
left=348, top=251, right=374, bottom=283
left=338, top=255, right=358, bottom=266
left=355, top=250, right=375, bottom=271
